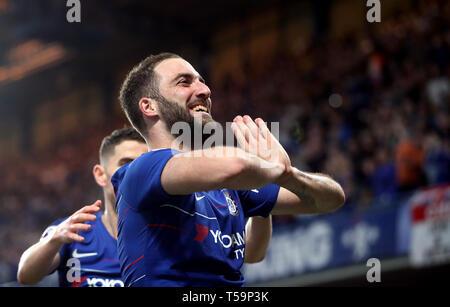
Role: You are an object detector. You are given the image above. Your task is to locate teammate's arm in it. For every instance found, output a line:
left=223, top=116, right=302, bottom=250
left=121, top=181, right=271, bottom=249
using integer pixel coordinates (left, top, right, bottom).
left=17, top=238, right=62, bottom=285
left=244, top=215, right=272, bottom=263
left=232, top=116, right=345, bottom=215
left=17, top=201, right=101, bottom=285
left=161, top=147, right=285, bottom=195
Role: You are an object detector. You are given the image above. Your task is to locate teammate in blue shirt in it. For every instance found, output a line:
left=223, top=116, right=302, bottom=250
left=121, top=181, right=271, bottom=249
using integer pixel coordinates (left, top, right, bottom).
left=17, top=127, right=148, bottom=287
left=114, top=53, right=346, bottom=286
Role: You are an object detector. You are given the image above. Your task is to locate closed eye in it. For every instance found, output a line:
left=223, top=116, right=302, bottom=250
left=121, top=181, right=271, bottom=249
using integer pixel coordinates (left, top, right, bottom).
left=177, top=79, right=190, bottom=85
left=118, top=158, right=134, bottom=167
left=173, top=73, right=204, bottom=86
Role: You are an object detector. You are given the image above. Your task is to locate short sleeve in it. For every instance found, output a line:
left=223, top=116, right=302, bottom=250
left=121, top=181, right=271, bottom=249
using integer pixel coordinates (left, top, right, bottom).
left=112, top=149, right=181, bottom=211
left=237, top=184, right=280, bottom=218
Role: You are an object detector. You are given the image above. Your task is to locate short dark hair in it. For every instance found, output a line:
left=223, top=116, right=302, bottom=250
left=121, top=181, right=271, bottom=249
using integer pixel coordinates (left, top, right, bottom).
left=99, top=126, right=146, bottom=165
left=119, top=52, right=181, bottom=138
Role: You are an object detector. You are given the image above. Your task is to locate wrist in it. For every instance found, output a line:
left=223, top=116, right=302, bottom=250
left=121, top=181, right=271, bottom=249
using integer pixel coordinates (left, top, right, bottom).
left=44, top=230, right=65, bottom=250
left=274, top=165, right=295, bottom=187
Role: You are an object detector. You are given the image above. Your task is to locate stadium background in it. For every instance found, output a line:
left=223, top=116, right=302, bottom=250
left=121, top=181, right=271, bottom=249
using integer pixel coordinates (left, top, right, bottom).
left=0, top=0, right=448, bottom=286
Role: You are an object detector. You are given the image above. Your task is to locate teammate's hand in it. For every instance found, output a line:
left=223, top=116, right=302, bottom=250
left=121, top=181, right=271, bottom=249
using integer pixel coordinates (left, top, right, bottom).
left=50, top=200, right=102, bottom=244
left=231, top=115, right=292, bottom=179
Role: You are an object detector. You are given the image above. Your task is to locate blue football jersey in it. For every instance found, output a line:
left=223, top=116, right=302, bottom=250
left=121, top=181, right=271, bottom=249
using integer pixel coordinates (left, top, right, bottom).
left=111, top=149, right=280, bottom=287
left=41, top=212, right=123, bottom=287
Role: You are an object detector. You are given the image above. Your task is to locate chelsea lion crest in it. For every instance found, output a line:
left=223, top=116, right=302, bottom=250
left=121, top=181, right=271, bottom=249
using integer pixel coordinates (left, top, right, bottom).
left=223, top=191, right=239, bottom=216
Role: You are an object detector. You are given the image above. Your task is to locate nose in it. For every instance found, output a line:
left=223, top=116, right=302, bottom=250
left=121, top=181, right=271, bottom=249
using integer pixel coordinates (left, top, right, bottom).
left=194, top=80, right=211, bottom=101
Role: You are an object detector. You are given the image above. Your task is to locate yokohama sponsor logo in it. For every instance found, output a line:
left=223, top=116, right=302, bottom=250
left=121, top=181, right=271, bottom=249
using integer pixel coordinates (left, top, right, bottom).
left=209, top=229, right=246, bottom=259
left=210, top=229, right=245, bottom=248
left=86, top=278, right=124, bottom=287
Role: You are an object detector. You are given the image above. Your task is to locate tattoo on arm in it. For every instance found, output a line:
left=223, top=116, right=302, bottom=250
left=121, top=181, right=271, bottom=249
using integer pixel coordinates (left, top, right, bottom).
left=298, top=172, right=331, bottom=184
left=292, top=172, right=334, bottom=211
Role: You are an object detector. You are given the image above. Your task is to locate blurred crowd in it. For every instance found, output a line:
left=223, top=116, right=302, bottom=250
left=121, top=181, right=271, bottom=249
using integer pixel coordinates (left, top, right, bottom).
left=0, top=1, right=449, bottom=283
left=213, top=0, right=449, bottom=213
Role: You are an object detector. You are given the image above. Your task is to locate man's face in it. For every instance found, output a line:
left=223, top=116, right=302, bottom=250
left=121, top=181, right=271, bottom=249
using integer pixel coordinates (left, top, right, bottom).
left=153, top=58, right=215, bottom=132
left=103, top=140, right=148, bottom=202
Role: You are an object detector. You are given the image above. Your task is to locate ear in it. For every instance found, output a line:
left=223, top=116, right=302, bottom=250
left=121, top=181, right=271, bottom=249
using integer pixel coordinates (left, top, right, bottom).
left=139, top=97, right=159, bottom=118
left=93, top=164, right=108, bottom=188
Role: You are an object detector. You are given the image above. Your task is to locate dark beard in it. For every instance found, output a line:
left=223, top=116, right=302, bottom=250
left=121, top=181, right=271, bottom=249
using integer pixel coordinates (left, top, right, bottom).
left=155, top=95, right=221, bottom=150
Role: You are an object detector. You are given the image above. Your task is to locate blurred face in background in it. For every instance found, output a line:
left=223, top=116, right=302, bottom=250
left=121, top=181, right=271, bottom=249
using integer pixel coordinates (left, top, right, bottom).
left=94, top=140, right=148, bottom=205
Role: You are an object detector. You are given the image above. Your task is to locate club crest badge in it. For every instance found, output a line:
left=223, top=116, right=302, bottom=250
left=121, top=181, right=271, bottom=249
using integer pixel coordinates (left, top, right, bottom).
left=223, top=191, right=239, bottom=216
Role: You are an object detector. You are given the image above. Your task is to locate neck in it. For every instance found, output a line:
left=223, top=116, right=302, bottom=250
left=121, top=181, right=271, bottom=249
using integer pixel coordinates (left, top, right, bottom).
left=101, top=198, right=118, bottom=239
left=146, top=123, right=184, bottom=151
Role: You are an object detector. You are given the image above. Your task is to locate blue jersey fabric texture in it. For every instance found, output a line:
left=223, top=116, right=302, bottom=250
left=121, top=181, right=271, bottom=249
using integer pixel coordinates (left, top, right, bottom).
left=42, top=211, right=123, bottom=287
left=111, top=148, right=280, bottom=287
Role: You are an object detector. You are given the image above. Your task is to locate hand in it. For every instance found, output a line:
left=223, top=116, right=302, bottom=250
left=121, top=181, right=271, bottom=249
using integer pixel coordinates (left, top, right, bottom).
left=50, top=200, right=101, bottom=244
left=231, top=115, right=292, bottom=180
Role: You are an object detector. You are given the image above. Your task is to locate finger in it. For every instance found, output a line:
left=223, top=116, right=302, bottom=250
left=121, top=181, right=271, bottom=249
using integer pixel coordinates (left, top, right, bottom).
left=86, top=200, right=102, bottom=211
left=255, top=118, right=290, bottom=163
left=234, top=117, right=251, bottom=143
left=231, top=122, right=249, bottom=152
left=255, top=118, right=269, bottom=136
left=92, top=200, right=102, bottom=207
left=70, top=213, right=97, bottom=223
left=243, top=115, right=264, bottom=154
left=247, top=116, right=271, bottom=156
left=255, top=118, right=273, bottom=146
left=67, top=232, right=85, bottom=243
left=243, top=116, right=259, bottom=140
left=254, top=119, right=275, bottom=158
left=236, top=117, right=261, bottom=156
left=70, top=223, right=91, bottom=233
left=236, top=123, right=256, bottom=154
left=233, top=115, right=243, bottom=122
left=79, top=202, right=102, bottom=214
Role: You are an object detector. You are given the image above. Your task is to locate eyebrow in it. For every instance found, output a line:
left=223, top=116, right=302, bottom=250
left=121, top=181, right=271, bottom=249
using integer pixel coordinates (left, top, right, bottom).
left=172, top=72, right=205, bottom=84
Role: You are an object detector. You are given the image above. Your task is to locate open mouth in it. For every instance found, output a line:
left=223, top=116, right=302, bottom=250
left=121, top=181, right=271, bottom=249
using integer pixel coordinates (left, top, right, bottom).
left=188, top=102, right=209, bottom=115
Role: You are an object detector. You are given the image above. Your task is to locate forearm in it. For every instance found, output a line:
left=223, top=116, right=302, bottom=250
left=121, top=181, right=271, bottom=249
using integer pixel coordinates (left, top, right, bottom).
left=163, top=146, right=285, bottom=194
left=17, top=239, right=62, bottom=285
left=277, top=167, right=345, bottom=214
left=244, top=215, right=272, bottom=263
left=17, top=201, right=99, bottom=285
